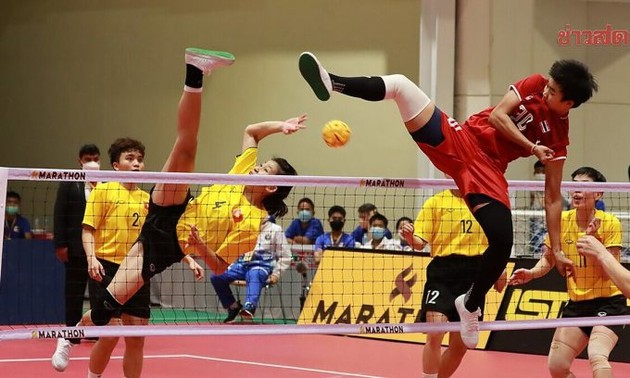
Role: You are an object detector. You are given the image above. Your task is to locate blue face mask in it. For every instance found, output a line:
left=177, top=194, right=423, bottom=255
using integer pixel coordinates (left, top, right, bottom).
left=298, top=210, right=313, bottom=223
left=370, top=226, right=386, bottom=241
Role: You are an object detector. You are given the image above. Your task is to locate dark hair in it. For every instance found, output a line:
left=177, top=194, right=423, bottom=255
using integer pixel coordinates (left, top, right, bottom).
left=358, top=203, right=377, bottom=214
left=369, top=213, right=388, bottom=228
left=571, top=166, right=606, bottom=183
left=6, top=190, right=20, bottom=201
left=328, top=205, right=346, bottom=218
left=297, top=197, right=315, bottom=209
left=262, top=157, right=298, bottom=218
left=395, top=216, right=413, bottom=230
left=549, top=59, right=598, bottom=108
left=108, top=138, right=145, bottom=166
left=534, top=161, right=545, bottom=170
left=79, top=144, right=100, bottom=158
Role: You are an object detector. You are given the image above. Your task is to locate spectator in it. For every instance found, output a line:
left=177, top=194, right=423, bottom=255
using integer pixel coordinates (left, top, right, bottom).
left=313, top=205, right=355, bottom=265
left=394, top=216, right=414, bottom=251
left=358, top=213, right=399, bottom=250
left=285, top=197, right=324, bottom=245
left=510, top=166, right=626, bottom=378
left=529, top=161, right=547, bottom=256
left=210, top=216, right=292, bottom=322
left=53, top=143, right=100, bottom=346
left=351, top=203, right=392, bottom=244
left=4, top=191, right=32, bottom=240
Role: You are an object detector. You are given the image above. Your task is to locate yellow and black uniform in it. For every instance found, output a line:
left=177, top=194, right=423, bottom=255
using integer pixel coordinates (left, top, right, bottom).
left=139, top=148, right=266, bottom=280
left=544, top=209, right=628, bottom=335
left=177, top=148, right=267, bottom=265
left=83, top=182, right=151, bottom=318
left=414, top=190, right=489, bottom=321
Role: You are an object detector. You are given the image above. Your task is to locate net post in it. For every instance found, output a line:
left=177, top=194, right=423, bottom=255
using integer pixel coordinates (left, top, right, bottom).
left=0, top=167, right=8, bottom=284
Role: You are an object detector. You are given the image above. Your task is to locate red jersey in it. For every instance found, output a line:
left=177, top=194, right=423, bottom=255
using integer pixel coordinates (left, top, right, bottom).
left=464, top=74, right=569, bottom=172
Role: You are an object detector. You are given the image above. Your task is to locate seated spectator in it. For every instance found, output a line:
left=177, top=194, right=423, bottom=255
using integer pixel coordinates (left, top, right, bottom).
left=314, top=205, right=355, bottom=265
left=211, top=217, right=292, bottom=323
left=358, top=213, right=399, bottom=250
left=4, top=191, right=32, bottom=240
left=285, top=197, right=324, bottom=245
left=394, top=216, right=414, bottom=251
left=351, top=203, right=392, bottom=244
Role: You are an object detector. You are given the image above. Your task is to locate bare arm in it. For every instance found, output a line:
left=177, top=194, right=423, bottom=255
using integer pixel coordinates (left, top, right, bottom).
left=241, top=114, right=307, bottom=152
left=509, top=246, right=555, bottom=285
left=543, top=159, right=574, bottom=276
left=578, top=235, right=630, bottom=297
left=82, top=225, right=105, bottom=281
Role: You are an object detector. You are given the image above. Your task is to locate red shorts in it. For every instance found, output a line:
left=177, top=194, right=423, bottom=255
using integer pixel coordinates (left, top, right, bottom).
left=416, top=110, right=510, bottom=210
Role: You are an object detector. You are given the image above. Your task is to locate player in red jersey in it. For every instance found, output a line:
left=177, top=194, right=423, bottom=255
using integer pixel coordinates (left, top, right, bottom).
left=299, top=53, right=597, bottom=350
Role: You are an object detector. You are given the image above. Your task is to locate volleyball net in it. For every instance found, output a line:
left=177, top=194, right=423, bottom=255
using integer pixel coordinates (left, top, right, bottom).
left=1, top=167, right=630, bottom=343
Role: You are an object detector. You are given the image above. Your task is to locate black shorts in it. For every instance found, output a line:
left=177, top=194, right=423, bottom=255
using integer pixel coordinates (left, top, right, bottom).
left=561, top=295, right=630, bottom=336
left=88, top=258, right=151, bottom=319
left=420, top=254, right=483, bottom=322
left=137, top=189, right=192, bottom=282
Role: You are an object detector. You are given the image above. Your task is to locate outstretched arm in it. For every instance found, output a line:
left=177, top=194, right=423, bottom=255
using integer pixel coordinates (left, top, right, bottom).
left=509, top=246, right=555, bottom=285
left=544, top=159, right=574, bottom=277
left=241, top=114, right=307, bottom=152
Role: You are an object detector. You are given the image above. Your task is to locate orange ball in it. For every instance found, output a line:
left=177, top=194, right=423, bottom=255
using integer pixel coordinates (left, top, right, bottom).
left=322, top=120, right=351, bottom=148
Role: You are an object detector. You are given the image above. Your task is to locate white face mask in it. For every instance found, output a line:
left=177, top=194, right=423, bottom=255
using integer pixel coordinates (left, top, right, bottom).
left=533, top=173, right=545, bottom=181
left=82, top=161, right=100, bottom=171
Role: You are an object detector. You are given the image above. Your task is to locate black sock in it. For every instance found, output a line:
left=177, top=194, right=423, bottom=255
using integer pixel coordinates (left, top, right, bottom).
left=185, top=64, right=204, bottom=88
left=329, top=74, right=386, bottom=101
left=465, top=200, right=513, bottom=312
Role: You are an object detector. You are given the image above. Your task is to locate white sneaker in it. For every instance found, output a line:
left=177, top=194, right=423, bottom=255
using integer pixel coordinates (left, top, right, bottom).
left=51, top=338, right=73, bottom=372
left=298, top=52, right=333, bottom=101
left=454, top=294, right=481, bottom=349
left=185, top=48, right=235, bottom=75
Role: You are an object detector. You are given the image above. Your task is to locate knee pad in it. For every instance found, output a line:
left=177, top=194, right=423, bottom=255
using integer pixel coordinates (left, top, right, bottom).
left=588, top=329, right=616, bottom=372
left=382, top=74, right=431, bottom=122
left=90, top=277, right=122, bottom=326
left=548, top=340, right=578, bottom=375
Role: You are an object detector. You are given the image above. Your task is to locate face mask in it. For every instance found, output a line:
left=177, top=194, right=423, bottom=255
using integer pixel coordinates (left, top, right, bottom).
left=329, top=220, right=344, bottom=231
left=6, top=205, right=19, bottom=215
left=534, top=173, right=545, bottom=181
left=370, top=227, right=385, bottom=241
left=298, top=210, right=313, bottom=222
left=82, top=161, right=100, bottom=171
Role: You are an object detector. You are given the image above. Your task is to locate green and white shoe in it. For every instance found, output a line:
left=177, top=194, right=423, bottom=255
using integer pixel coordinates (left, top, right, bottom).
left=299, top=52, right=332, bottom=101
left=185, top=48, right=235, bottom=74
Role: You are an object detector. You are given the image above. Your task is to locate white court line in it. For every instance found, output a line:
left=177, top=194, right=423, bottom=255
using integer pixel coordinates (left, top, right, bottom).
left=0, top=354, right=383, bottom=378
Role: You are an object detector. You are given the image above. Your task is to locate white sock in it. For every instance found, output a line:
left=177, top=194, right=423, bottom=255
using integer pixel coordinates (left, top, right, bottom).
left=88, top=370, right=102, bottom=378
left=184, top=85, right=203, bottom=93
left=422, top=373, right=438, bottom=378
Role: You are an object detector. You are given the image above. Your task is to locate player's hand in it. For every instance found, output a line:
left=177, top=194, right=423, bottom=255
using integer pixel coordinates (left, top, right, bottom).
left=87, top=257, right=105, bottom=281
left=586, top=217, right=601, bottom=237
left=268, top=275, right=279, bottom=285
left=494, top=269, right=508, bottom=293
left=508, top=268, right=534, bottom=286
left=532, top=144, right=555, bottom=163
left=55, top=246, right=69, bottom=263
left=399, top=223, right=415, bottom=245
left=185, top=225, right=204, bottom=249
left=186, top=258, right=205, bottom=281
left=282, top=114, right=308, bottom=134
left=576, top=234, right=606, bottom=260
left=553, top=251, right=575, bottom=278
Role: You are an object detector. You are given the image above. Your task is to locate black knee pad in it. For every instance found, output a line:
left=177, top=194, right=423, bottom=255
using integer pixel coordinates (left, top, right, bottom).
left=90, top=276, right=121, bottom=326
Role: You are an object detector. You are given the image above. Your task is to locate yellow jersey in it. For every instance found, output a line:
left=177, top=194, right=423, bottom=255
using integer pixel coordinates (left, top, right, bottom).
left=414, top=190, right=488, bottom=258
left=82, top=182, right=150, bottom=264
left=544, top=209, right=623, bottom=301
left=176, top=148, right=268, bottom=264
